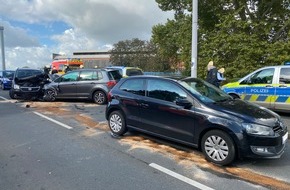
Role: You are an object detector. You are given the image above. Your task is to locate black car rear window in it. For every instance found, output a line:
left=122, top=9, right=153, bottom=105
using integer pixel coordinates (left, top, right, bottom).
left=16, top=70, right=43, bottom=78
left=107, top=70, right=122, bottom=80
left=126, top=69, right=143, bottom=76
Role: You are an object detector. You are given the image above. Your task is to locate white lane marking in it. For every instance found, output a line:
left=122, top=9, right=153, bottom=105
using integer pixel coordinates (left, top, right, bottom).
left=149, top=163, right=214, bottom=190
left=0, top=96, right=8, bottom=100
left=33, top=111, right=73, bottom=129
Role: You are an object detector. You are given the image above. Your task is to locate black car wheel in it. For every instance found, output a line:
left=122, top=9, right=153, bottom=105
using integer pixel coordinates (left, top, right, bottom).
left=108, top=111, right=127, bottom=136
left=93, top=90, right=107, bottom=105
left=44, top=89, right=57, bottom=101
left=201, top=130, right=236, bottom=166
left=9, top=89, right=16, bottom=99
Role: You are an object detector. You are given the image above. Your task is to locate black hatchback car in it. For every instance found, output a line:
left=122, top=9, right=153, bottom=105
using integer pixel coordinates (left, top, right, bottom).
left=106, top=76, right=288, bottom=165
left=9, top=68, right=47, bottom=100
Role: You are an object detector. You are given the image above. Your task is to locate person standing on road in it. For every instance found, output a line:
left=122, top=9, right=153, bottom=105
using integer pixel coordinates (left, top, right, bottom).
left=206, top=61, right=219, bottom=87
left=217, top=67, right=226, bottom=87
left=51, top=66, right=58, bottom=74
left=64, top=65, right=71, bottom=73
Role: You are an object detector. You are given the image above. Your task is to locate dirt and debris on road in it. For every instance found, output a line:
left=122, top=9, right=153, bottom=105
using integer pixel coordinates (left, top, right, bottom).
left=20, top=100, right=290, bottom=190
left=21, top=101, right=108, bottom=132
left=120, top=135, right=290, bottom=190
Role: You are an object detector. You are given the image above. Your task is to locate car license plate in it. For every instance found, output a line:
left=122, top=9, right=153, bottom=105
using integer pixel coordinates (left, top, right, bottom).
left=282, top=132, right=288, bottom=144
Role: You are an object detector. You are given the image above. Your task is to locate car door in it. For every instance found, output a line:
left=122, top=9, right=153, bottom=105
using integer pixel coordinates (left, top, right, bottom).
left=274, top=67, right=290, bottom=111
left=241, top=68, right=275, bottom=109
left=117, top=78, right=145, bottom=127
left=138, top=79, right=196, bottom=143
left=56, top=71, right=79, bottom=98
left=76, top=70, right=97, bottom=98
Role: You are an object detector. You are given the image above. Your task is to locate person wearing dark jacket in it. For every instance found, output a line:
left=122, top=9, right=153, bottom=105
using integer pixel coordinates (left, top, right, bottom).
left=206, top=61, right=219, bottom=87
left=51, top=66, right=58, bottom=74
left=64, top=65, right=71, bottom=73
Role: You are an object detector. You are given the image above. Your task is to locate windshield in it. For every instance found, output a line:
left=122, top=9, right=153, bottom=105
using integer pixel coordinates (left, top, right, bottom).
left=16, top=69, right=43, bottom=79
left=3, top=71, right=15, bottom=78
left=180, top=78, right=232, bottom=103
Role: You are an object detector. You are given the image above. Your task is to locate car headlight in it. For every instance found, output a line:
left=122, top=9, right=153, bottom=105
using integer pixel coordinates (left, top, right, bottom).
left=242, top=123, right=275, bottom=136
left=13, top=84, right=20, bottom=90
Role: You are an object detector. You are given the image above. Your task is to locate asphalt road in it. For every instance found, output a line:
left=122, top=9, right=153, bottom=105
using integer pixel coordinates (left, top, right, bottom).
left=0, top=89, right=290, bottom=190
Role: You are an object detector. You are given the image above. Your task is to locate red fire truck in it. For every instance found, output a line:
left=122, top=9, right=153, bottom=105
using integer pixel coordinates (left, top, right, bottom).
left=51, top=59, right=84, bottom=74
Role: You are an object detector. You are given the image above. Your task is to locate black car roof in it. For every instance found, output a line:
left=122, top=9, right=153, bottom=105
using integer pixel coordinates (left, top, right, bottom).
left=16, top=68, right=42, bottom=71
left=122, top=75, right=180, bottom=81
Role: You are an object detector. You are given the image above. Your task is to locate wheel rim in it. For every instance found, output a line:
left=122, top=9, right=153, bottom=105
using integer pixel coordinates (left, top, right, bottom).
left=204, top=135, right=229, bottom=161
left=94, top=92, right=105, bottom=104
left=47, top=90, right=56, bottom=101
left=109, top=114, right=122, bottom=133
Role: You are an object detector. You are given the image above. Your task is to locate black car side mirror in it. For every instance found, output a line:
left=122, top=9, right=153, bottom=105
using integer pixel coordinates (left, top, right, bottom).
left=176, top=99, right=193, bottom=109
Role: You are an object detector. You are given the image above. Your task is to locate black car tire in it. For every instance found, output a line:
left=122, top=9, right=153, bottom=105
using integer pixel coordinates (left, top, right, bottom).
left=201, top=130, right=236, bottom=166
left=44, top=89, right=57, bottom=102
left=108, top=111, right=127, bottom=136
left=93, top=90, right=107, bottom=105
left=9, top=89, right=16, bottom=99
left=1, top=83, right=5, bottom=90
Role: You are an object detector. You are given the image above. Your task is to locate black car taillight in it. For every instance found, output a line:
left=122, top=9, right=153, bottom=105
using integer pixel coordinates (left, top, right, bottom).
left=107, top=91, right=113, bottom=102
left=107, top=80, right=117, bottom=88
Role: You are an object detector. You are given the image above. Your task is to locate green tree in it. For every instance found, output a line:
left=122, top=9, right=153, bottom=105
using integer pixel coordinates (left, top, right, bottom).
left=153, top=0, right=290, bottom=79
left=109, top=38, right=172, bottom=72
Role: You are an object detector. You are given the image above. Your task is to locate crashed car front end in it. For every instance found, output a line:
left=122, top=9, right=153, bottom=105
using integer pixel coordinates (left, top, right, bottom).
left=11, top=73, right=51, bottom=100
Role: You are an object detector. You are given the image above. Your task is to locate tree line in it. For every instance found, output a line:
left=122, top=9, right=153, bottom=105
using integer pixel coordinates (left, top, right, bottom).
left=110, top=0, right=290, bottom=80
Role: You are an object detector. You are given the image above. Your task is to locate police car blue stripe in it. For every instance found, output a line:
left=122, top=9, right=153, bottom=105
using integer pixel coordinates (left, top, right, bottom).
left=276, top=96, right=288, bottom=103
left=256, top=95, right=267, bottom=102
left=244, top=95, right=251, bottom=101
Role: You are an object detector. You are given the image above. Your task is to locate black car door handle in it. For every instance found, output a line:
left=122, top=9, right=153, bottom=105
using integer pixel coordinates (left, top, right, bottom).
left=139, top=103, right=149, bottom=108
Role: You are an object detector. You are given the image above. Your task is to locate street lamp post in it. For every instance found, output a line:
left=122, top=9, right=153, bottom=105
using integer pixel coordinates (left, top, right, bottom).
left=0, top=26, right=5, bottom=70
left=191, top=0, right=198, bottom=77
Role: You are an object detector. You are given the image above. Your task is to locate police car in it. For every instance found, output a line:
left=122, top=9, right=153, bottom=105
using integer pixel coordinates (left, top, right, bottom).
left=222, top=65, right=290, bottom=112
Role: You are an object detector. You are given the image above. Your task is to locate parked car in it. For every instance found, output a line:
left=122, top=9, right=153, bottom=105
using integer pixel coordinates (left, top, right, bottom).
left=222, top=65, right=290, bottom=112
left=0, top=70, right=15, bottom=90
left=106, top=66, right=143, bottom=77
left=106, top=76, right=288, bottom=165
left=43, top=68, right=122, bottom=104
left=9, top=68, right=49, bottom=100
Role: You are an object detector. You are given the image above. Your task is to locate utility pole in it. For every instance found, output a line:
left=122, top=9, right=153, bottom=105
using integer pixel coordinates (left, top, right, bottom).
left=191, top=0, right=198, bottom=77
left=0, top=26, right=5, bottom=70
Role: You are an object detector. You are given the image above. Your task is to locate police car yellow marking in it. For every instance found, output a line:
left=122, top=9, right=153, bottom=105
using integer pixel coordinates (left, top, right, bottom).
left=265, top=96, right=272, bottom=103
left=249, top=94, right=259, bottom=101
left=241, top=95, right=290, bottom=103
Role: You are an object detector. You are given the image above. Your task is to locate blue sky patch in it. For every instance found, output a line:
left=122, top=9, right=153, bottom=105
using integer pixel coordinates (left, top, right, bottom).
left=9, top=20, right=70, bottom=46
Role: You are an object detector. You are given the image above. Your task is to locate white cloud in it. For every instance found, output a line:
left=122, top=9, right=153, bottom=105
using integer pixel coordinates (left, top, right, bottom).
left=51, top=28, right=111, bottom=55
left=4, top=46, right=52, bottom=70
left=0, top=0, right=173, bottom=69
left=0, top=21, right=40, bottom=47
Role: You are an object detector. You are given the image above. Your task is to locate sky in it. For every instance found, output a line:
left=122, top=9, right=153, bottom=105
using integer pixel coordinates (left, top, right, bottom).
left=0, top=0, right=173, bottom=70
